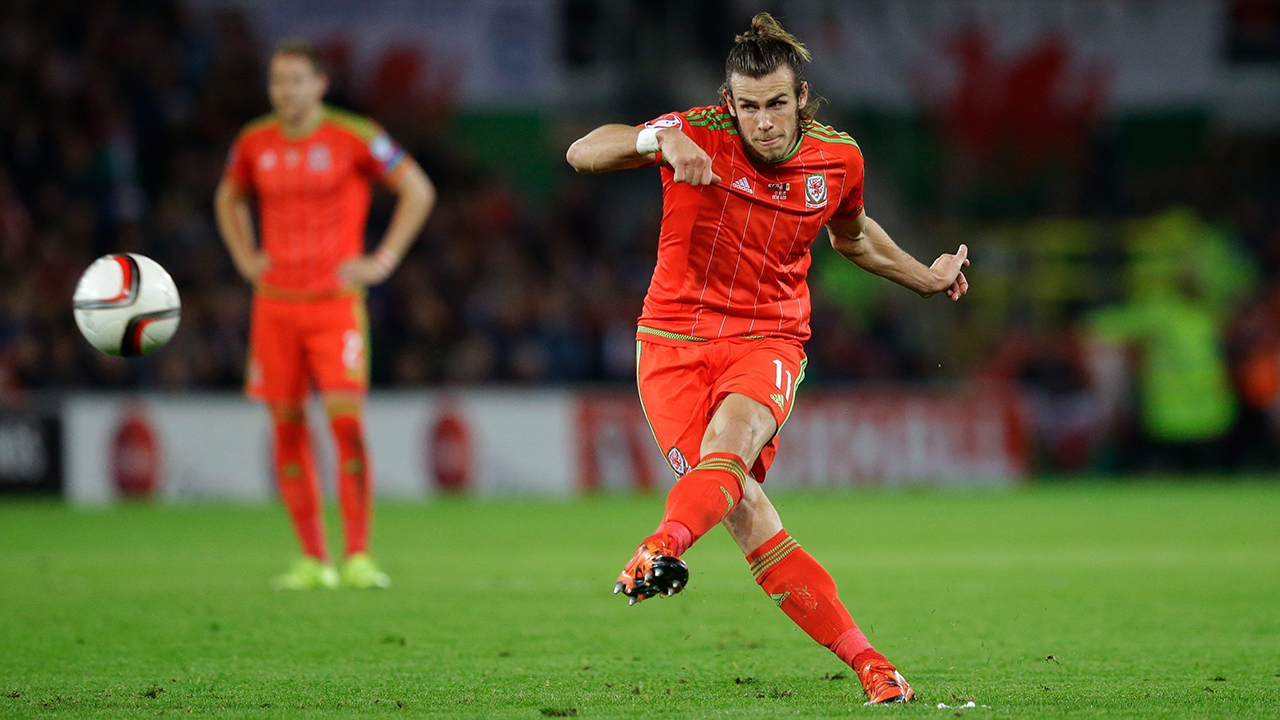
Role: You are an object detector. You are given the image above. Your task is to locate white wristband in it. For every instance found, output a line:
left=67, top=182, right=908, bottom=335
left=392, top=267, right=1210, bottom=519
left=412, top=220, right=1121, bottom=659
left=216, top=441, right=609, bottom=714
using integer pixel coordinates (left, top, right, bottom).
left=636, top=127, right=660, bottom=155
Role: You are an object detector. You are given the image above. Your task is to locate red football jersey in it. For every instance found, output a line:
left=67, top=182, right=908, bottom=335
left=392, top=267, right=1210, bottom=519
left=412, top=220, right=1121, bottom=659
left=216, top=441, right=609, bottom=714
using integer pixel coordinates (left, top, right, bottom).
left=635, top=105, right=864, bottom=345
left=223, top=106, right=406, bottom=294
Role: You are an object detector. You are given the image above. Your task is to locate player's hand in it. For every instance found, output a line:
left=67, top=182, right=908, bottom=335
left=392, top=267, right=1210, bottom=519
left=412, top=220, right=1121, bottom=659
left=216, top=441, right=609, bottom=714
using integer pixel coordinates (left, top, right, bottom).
left=338, top=255, right=393, bottom=287
left=657, top=129, right=721, bottom=186
left=923, top=244, right=969, bottom=300
left=234, top=251, right=270, bottom=284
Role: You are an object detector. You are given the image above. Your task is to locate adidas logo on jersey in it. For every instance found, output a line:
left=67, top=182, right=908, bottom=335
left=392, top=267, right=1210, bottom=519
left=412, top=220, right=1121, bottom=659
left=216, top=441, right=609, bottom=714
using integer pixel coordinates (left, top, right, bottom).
left=770, top=393, right=785, bottom=409
left=730, top=177, right=754, bottom=194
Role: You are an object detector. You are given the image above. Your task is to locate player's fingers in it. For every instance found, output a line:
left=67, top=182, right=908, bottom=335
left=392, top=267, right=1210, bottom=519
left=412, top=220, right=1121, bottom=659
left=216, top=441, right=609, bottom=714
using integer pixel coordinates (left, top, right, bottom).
left=956, top=244, right=968, bottom=263
left=696, top=157, right=716, bottom=184
left=710, top=172, right=722, bottom=184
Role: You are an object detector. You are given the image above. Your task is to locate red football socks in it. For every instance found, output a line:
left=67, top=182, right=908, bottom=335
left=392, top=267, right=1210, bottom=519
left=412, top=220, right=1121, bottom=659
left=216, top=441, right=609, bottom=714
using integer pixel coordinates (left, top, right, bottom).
left=330, top=413, right=371, bottom=557
left=652, top=452, right=748, bottom=556
left=272, top=418, right=326, bottom=560
left=746, top=529, right=879, bottom=668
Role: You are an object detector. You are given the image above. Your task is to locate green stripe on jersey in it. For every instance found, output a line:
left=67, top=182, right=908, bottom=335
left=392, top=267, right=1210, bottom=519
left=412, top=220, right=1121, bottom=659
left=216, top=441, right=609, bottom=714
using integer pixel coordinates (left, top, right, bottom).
left=637, top=326, right=710, bottom=343
left=804, top=131, right=860, bottom=149
left=239, top=113, right=278, bottom=137
left=687, top=115, right=733, bottom=127
left=323, top=106, right=381, bottom=141
left=637, top=326, right=767, bottom=343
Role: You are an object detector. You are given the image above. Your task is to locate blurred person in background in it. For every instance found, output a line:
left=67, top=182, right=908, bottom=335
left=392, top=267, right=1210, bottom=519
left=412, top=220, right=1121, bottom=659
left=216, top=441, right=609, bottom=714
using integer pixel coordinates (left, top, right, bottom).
left=566, top=13, right=969, bottom=706
left=215, top=39, right=435, bottom=589
left=1087, top=208, right=1247, bottom=472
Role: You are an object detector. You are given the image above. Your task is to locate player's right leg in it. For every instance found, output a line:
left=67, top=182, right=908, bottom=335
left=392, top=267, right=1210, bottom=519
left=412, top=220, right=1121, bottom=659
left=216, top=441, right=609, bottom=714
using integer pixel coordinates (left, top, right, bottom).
left=722, top=479, right=913, bottom=704
left=249, top=296, right=336, bottom=590
left=307, top=294, right=389, bottom=589
left=621, top=338, right=773, bottom=602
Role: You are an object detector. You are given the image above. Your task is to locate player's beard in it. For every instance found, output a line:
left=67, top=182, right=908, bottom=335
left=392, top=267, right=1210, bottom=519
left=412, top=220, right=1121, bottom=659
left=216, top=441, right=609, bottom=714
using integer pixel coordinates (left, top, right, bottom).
left=745, top=111, right=802, bottom=163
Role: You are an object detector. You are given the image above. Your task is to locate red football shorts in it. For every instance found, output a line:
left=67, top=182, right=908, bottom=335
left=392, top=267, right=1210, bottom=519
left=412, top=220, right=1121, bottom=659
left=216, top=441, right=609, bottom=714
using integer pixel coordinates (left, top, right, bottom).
left=246, top=292, right=369, bottom=403
left=636, top=335, right=807, bottom=482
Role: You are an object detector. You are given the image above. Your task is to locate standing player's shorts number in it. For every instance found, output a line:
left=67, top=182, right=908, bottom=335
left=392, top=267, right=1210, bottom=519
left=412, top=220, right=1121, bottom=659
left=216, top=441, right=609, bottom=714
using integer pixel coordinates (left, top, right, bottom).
left=342, top=329, right=364, bottom=371
left=773, top=359, right=792, bottom=402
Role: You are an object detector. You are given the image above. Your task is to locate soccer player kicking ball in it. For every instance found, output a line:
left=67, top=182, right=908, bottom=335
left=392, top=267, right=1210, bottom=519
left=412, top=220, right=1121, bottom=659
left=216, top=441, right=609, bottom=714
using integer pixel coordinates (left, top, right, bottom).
left=215, top=40, right=435, bottom=590
left=566, top=14, right=968, bottom=705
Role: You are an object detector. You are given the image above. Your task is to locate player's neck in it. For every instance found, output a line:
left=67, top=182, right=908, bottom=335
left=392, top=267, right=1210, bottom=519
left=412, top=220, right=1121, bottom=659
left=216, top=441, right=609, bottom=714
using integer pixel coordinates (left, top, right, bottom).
left=280, top=104, right=325, bottom=139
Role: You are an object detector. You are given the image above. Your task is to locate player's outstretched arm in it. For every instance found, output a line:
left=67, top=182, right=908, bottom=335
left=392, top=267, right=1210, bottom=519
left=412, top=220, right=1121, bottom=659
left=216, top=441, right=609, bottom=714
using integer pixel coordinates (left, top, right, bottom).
left=566, top=124, right=721, bottom=185
left=339, top=160, right=435, bottom=286
left=827, top=213, right=969, bottom=300
left=214, top=178, right=269, bottom=283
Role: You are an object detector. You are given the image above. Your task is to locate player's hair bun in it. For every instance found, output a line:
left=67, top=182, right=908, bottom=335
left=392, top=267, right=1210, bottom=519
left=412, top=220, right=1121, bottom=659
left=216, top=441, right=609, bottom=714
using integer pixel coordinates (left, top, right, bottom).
left=723, top=13, right=820, bottom=118
left=736, top=13, right=812, bottom=63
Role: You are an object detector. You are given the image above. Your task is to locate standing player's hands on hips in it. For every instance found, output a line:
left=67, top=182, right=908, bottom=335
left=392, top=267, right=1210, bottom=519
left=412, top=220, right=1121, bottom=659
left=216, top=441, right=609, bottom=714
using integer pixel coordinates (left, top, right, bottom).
left=338, top=255, right=394, bottom=287
left=658, top=129, right=722, bottom=187
left=234, top=250, right=270, bottom=284
left=925, top=244, right=970, bottom=301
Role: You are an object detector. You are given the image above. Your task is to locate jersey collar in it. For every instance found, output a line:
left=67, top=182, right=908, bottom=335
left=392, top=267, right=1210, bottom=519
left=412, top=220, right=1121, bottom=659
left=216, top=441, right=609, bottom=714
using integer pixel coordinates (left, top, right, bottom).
left=278, top=106, right=326, bottom=141
left=743, top=128, right=804, bottom=166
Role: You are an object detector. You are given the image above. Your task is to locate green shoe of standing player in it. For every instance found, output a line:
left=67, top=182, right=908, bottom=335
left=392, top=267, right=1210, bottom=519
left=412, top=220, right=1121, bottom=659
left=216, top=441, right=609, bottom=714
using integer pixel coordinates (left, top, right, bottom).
left=341, top=553, right=392, bottom=589
left=272, top=557, right=340, bottom=591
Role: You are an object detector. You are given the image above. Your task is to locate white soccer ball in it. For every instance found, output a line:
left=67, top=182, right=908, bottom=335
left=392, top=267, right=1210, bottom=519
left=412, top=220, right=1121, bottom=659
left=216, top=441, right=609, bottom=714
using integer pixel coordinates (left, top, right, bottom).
left=72, top=253, right=181, bottom=357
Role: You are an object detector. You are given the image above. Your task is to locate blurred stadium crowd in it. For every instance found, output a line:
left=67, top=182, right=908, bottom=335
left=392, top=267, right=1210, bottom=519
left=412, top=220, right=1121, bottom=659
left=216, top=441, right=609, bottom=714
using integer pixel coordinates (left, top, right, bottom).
left=0, top=1, right=654, bottom=392
left=4, top=1, right=1280, bottom=472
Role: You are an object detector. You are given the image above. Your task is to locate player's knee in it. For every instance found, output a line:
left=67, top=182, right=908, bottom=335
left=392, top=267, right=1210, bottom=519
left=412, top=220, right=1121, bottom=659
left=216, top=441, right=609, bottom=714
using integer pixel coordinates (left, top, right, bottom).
left=322, top=393, right=363, bottom=421
left=270, top=403, right=306, bottom=425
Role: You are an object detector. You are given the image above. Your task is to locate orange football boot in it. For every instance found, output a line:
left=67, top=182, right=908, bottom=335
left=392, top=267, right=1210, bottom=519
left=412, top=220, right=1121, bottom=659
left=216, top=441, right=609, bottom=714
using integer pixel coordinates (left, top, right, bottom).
left=613, top=537, right=689, bottom=605
left=856, top=659, right=915, bottom=704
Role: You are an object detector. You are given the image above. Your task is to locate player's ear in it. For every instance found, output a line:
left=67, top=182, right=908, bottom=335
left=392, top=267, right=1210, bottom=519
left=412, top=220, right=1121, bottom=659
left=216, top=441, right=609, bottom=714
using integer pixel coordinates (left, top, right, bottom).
left=722, top=89, right=736, bottom=117
left=798, top=81, right=809, bottom=110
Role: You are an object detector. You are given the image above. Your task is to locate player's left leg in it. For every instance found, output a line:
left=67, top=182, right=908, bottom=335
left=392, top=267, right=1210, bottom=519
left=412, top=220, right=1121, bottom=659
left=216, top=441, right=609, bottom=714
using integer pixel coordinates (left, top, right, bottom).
left=722, top=482, right=914, bottom=704
left=307, top=294, right=389, bottom=589
left=708, top=340, right=913, bottom=703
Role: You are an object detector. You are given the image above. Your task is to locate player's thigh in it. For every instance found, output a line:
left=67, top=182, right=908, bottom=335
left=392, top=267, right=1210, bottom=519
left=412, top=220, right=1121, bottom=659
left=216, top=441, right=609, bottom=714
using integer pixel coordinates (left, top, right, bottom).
left=304, top=295, right=369, bottom=396
left=700, top=392, right=778, bottom=465
left=636, top=340, right=716, bottom=477
left=247, top=296, right=308, bottom=404
left=711, top=339, right=807, bottom=481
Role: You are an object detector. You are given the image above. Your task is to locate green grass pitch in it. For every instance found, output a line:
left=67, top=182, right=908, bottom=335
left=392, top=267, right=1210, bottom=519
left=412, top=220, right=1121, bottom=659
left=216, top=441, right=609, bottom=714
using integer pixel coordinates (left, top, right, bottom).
left=2, top=482, right=1279, bottom=718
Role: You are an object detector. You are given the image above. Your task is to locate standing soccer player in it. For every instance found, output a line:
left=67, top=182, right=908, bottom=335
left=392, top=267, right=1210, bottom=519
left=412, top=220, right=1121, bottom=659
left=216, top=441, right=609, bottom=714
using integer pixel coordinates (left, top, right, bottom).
left=215, top=40, right=435, bottom=590
left=566, top=14, right=968, bottom=704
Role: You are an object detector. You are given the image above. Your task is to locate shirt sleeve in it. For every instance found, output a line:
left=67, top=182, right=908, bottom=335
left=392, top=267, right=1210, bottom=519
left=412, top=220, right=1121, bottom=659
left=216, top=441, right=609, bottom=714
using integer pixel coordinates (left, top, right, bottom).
left=638, top=109, right=715, bottom=166
left=355, top=124, right=407, bottom=179
left=831, top=148, right=865, bottom=219
left=222, top=134, right=254, bottom=190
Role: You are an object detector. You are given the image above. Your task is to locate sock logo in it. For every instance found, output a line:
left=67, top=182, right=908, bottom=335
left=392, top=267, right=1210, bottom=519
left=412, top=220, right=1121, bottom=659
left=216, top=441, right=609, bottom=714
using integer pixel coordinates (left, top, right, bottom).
left=770, top=591, right=790, bottom=607
left=720, top=486, right=734, bottom=514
